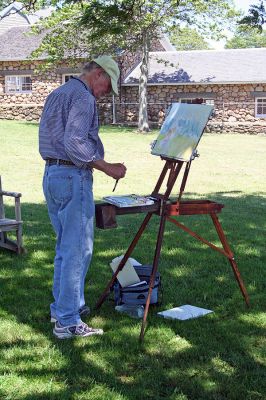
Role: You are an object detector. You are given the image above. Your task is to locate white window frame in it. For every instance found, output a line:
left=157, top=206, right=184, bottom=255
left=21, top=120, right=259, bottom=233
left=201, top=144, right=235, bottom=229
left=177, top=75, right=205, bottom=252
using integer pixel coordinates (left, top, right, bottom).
left=255, top=97, right=266, bottom=118
left=62, top=73, right=79, bottom=83
left=5, top=75, right=32, bottom=93
left=179, top=98, right=215, bottom=105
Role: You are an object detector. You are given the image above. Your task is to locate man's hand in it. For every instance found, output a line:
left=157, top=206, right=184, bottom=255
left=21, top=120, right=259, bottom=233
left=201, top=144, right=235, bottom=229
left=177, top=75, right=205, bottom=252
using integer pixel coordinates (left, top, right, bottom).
left=89, top=160, right=127, bottom=180
left=105, top=163, right=127, bottom=180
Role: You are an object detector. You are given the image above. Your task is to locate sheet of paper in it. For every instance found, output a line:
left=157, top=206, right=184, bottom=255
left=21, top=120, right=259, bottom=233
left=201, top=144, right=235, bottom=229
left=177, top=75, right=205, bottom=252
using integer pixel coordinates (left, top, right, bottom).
left=157, top=304, right=213, bottom=320
left=110, top=255, right=140, bottom=288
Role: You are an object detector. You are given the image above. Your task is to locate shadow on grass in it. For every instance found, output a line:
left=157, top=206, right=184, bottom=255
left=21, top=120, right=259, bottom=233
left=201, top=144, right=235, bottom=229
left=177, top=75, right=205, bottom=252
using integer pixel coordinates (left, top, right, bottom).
left=0, top=191, right=265, bottom=399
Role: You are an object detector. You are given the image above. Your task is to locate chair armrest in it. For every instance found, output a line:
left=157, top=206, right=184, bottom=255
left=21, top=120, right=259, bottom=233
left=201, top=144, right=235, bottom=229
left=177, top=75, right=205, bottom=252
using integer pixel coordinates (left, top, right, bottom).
left=0, top=190, right=22, bottom=198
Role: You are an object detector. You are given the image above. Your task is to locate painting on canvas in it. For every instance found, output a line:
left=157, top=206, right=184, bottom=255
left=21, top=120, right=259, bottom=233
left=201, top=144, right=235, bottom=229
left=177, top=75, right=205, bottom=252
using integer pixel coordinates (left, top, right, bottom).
left=151, top=103, right=213, bottom=161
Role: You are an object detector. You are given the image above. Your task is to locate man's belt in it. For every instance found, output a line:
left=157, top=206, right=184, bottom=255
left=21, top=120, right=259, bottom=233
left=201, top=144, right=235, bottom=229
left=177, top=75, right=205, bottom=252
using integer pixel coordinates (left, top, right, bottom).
left=45, top=158, right=92, bottom=170
left=45, top=158, right=75, bottom=167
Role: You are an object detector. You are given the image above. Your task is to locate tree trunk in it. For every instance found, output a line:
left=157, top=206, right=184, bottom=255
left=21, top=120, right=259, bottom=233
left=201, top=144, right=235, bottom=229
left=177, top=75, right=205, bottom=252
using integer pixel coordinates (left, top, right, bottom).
left=138, top=32, right=150, bottom=133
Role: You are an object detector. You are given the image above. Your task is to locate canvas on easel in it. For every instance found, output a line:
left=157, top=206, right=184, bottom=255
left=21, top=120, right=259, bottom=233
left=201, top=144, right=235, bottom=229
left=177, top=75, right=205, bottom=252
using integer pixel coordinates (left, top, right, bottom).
left=151, top=103, right=213, bottom=161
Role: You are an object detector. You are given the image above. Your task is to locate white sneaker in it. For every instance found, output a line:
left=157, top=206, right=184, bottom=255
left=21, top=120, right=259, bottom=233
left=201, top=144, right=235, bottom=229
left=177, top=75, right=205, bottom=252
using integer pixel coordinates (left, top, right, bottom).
left=53, top=321, right=103, bottom=339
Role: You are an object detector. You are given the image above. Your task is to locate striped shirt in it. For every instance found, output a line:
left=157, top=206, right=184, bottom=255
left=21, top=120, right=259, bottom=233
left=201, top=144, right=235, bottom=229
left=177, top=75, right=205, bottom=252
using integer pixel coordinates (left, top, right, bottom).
left=39, top=76, right=104, bottom=168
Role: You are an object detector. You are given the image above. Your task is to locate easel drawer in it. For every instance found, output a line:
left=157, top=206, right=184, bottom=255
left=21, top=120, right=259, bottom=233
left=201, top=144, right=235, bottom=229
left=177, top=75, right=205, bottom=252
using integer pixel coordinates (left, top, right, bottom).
left=167, top=200, right=224, bottom=216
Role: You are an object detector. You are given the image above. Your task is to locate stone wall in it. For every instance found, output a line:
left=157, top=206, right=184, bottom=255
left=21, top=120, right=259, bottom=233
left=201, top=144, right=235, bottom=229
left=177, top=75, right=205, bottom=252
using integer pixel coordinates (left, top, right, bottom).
left=0, top=60, right=62, bottom=98
left=112, top=83, right=266, bottom=134
left=0, top=104, right=43, bottom=121
left=0, top=60, right=265, bottom=134
left=0, top=59, right=114, bottom=121
left=206, top=121, right=266, bottom=135
left=0, top=59, right=62, bottom=120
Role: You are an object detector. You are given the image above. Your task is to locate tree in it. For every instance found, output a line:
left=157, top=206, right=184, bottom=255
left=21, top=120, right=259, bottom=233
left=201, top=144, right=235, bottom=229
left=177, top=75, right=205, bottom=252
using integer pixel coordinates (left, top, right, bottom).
left=239, top=0, right=265, bottom=32
left=30, top=0, right=238, bottom=132
left=0, top=0, right=9, bottom=11
left=170, top=26, right=211, bottom=50
left=225, top=26, right=266, bottom=48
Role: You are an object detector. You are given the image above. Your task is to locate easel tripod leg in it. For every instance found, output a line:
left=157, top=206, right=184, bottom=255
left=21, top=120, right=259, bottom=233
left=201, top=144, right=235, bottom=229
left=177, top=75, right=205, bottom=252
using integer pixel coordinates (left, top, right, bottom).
left=140, top=214, right=167, bottom=341
left=211, top=213, right=250, bottom=307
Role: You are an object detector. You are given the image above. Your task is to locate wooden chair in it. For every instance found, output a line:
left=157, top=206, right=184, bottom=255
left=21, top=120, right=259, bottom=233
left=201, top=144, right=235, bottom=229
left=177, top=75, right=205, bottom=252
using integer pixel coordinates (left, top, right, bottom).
left=0, top=176, right=24, bottom=254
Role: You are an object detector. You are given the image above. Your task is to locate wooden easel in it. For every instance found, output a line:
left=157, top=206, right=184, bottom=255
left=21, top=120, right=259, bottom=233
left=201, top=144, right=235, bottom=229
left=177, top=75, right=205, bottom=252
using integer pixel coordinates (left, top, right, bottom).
left=95, top=154, right=250, bottom=341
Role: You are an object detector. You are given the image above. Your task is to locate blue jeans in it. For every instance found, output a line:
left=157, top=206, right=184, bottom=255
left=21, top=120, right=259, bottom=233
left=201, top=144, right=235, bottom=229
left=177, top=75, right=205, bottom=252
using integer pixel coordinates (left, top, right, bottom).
left=43, top=165, right=94, bottom=326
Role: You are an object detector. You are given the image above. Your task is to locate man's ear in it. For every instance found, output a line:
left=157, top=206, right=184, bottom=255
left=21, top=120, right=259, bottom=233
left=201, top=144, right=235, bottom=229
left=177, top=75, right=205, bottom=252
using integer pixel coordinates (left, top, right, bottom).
left=94, top=68, right=103, bottom=80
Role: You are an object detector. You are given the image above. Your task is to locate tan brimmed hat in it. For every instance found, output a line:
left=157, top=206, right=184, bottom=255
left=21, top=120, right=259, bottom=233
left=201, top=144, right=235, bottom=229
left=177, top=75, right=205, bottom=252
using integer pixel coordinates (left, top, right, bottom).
left=93, top=55, right=120, bottom=96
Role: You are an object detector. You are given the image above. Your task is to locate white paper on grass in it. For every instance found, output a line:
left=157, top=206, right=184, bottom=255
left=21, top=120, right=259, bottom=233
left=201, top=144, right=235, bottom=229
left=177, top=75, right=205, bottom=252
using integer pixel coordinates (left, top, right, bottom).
left=157, top=305, right=213, bottom=321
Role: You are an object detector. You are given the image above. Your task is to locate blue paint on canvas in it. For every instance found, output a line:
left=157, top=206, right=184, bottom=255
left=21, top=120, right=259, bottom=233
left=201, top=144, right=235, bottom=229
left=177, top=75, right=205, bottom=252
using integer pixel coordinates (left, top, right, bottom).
left=151, top=103, right=213, bottom=161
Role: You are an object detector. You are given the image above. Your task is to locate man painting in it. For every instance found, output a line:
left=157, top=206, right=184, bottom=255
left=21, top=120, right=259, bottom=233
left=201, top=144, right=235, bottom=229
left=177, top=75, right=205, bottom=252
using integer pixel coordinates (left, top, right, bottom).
left=39, top=56, right=126, bottom=339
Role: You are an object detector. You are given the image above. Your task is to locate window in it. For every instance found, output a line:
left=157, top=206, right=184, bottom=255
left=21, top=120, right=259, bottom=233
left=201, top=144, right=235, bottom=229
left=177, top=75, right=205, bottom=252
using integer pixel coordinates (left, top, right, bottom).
left=5, top=76, right=32, bottom=93
left=180, top=98, right=215, bottom=105
left=181, top=99, right=194, bottom=104
left=62, top=74, right=79, bottom=83
left=255, top=98, right=266, bottom=118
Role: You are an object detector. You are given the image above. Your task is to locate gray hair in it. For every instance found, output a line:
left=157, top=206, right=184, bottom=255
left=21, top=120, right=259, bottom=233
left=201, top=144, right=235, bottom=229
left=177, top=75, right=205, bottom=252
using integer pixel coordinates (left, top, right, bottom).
left=82, top=61, right=109, bottom=79
left=83, top=61, right=102, bottom=73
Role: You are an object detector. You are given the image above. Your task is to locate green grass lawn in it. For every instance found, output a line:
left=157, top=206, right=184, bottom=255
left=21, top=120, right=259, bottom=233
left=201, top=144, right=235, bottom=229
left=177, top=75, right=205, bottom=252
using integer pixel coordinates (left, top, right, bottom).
left=0, top=120, right=265, bottom=400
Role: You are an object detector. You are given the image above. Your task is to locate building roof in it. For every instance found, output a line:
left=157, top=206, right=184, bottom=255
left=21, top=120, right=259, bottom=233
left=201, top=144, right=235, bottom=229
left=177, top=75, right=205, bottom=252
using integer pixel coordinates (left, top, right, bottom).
left=124, top=49, right=266, bottom=85
left=0, top=1, right=54, bottom=35
left=0, top=26, right=45, bottom=61
left=0, top=1, right=53, bottom=25
left=158, top=35, right=176, bottom=51
left=1, top=23, right=266, bottom=87
left=0, top=2, right=27, bottom=20
left=0, top=27, right=174, bottom=62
